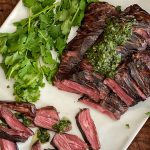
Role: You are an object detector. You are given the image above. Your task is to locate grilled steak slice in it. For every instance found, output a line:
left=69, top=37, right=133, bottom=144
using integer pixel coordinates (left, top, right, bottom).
left=0, top=125, right=29, bottom=142
left=31, top=140, right=41, bottom=150
left=55, top=79, right=100, bottom=101
left=34, top=106, right=59, bottom=130
left=51, top=133, right=88, bottom=150
left=54, top=80, right=80, bottom=94
left=79, top=59, right=94, bottom=72
left=128, top=61, right=150, bottom=97
left=115, top=68, right=146, bottom=102
left=79, top=96, right=122, bottom=120
left=0, top=139, right=18, bottom=150
left=133, top=50, right=150, bottom=70
left=0, top=101, right=36, bottom=117
left=122, top=4, right=150, bottom=45
left=104, top=93, right=128, bottom=114
left=104, top=78, right=135, bottom=106
left=56, top=70, right=109, bottom=102
left=55, top=2, right=118, bottom=80
left=123, top=4, right=150, bottom=24
left=0, top=107, right=33, bottom=136
left=71, top=70, right=109, bottom=101
left=76, top=108, right=100, bottom=150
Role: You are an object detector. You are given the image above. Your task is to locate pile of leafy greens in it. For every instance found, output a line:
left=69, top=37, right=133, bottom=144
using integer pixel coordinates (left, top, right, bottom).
left=0, top=0, right=97, bottom=102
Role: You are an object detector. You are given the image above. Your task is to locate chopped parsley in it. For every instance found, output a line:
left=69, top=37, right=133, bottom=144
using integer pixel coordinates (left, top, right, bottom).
left=37, top=128, right=50, bottom=144
left=53, top=118, right=71, bottom=133
left=86, top=18, right=134, bottom=78
left=15, top=113, right=32, bottom=127
left=125, top=123, right=130, bottom=128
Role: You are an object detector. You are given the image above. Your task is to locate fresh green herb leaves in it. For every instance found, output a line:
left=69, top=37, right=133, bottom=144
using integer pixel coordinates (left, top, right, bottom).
left=87, top=18, right=134, bottom=78
left=145, top=112, right=150, bottom=116
left=37, top=128, right=50, bottom=143
left=53, top=118, right=71, bottom=133
left=15, top=113, right=32, bottom=127
left=125, top=124, right=130, bottom=128
left=0, top=0, right=96, bottom=102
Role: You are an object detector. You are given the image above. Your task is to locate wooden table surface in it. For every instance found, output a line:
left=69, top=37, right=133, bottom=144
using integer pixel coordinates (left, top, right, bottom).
left=0, top=0, right=150, bottom=150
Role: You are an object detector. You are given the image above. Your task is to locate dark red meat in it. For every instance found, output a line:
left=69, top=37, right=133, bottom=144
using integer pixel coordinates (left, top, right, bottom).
left=55, top=79, right=100, bottom=101
left=104, top=78, right=135, bottom=106
left=34, top=106, right=59, bottom=130
left=128, top=62, right=150, bottom=97
left=31, top=140, right=41, bottom=150
left=54, top=80, right=80, bottom=94
left=0, top=139, right=18, bottom=150
left=0, top=107, right=33, bottom=136
left=0, top=125, right=29, bottom=142
left=0, top=101, right=36, bottom=117
left=52, top=133, right=88, bottom=150
left=122, top=4, right=150, bottom=46
left=79, top=96, right=122, bottom=120
left=133, top=50, right=150, bottom=70
left=71, top=70, right=109, bottom=99
left=115, top=67, right=146, bottom=102
left=76, top=108, right=100, bottom=150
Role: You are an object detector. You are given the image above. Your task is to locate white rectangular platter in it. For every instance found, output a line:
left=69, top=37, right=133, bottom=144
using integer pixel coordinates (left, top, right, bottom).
left=0, top=0, right=150, bottom=150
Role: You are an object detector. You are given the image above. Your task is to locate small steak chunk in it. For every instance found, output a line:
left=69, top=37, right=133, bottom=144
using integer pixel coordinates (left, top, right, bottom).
left=76, top=108, right=100, bottom=150
left=104, top=78, right=135, bottom=106
left=34, top=106, right=59, bottom=130
left=0, top=101, right=36, bottom=117
left=31, top=140, right=41, bottom=150
left=52, top=133, right=88, bottom=150
left=0, top=139, right=18, bottom=150
left=0, top=125, right=29, bottom=142
left=0, top=107, right=33, bottom=136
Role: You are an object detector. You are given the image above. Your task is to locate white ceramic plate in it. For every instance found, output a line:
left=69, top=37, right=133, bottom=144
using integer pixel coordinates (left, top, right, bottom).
left=0, top=0, right=150, bottom=150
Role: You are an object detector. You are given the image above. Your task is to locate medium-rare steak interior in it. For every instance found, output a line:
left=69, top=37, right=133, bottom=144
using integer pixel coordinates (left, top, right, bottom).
left=0, top=139, right=18, bottom=150
left=76, top=108, right=100, bottom=150
left=51, top=133, right=88, bottom=150
left=55, top=2, right=150, bottom=120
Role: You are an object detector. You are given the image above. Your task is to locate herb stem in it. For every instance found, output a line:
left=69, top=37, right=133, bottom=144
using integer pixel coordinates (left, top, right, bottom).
left=71, top=7, right=80, bottom=25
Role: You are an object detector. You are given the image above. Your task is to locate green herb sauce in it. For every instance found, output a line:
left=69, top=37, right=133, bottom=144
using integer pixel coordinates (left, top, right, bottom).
left=37, top=128, right=50, bottom=144
left=15, top=113, right=32, bottom=127
left=52, top=118, right=71, bottom=133
left=86, top=18, right=133, bottom=77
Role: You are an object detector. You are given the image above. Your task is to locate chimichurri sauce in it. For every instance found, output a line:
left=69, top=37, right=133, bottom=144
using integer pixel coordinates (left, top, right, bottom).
left=86, top=18, right=134, bottom=77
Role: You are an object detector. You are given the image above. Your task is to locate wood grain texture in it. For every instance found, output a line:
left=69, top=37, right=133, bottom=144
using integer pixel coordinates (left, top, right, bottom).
left=0, top=0, right=150, bottom=150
